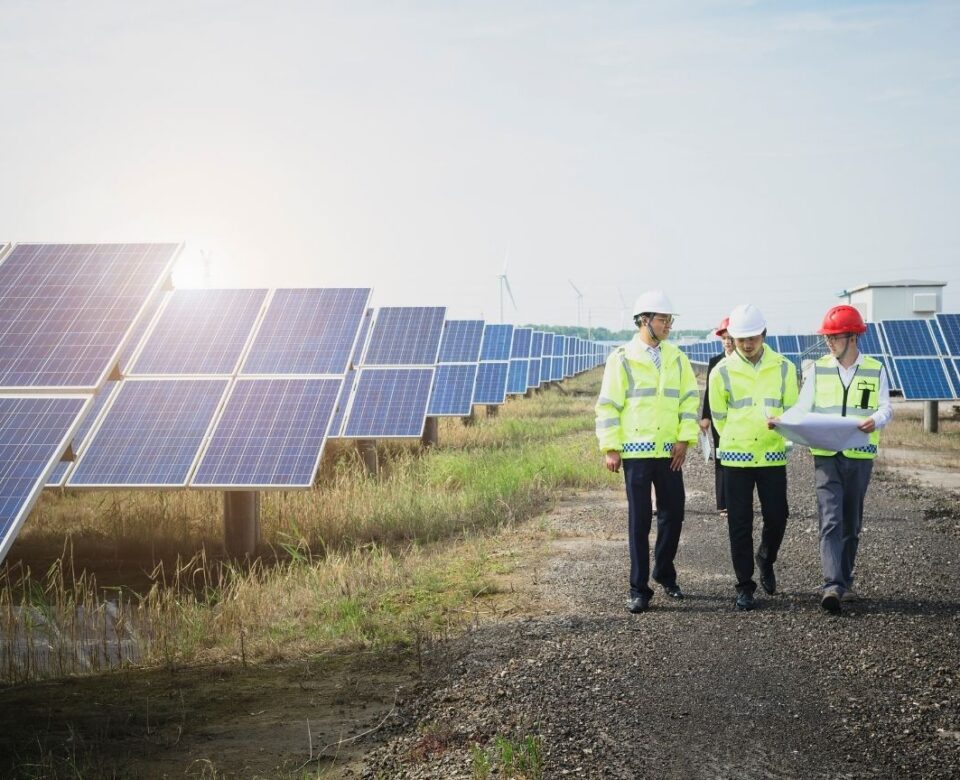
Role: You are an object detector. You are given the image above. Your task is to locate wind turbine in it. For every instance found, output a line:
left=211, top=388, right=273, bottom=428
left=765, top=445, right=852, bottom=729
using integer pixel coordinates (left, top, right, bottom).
left=569, top=280, right=584, bottom=328
left=497, top=261, right=517, bottom=323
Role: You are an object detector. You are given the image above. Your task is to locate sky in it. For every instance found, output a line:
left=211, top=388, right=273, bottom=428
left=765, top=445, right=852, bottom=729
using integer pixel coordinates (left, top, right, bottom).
left=1, top=0, right=957, bottom=334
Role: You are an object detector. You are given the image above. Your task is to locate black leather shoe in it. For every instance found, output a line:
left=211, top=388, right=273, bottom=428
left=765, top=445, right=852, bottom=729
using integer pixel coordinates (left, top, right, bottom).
left=755, top=553, right=776, bottom=595
left=821, top=590, right=841, bottom=614
left=627, top=595, right=650, bottom=614
left=663, top=584, right=684, bottom=600
left=735, top=591, right=755, bottom=611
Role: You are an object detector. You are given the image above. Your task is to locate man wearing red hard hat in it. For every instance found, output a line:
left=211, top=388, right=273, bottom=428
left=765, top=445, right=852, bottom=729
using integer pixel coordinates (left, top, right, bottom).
left=789, top=304, right=893, bottom=614
left=699, top=317, right=736, bottom=515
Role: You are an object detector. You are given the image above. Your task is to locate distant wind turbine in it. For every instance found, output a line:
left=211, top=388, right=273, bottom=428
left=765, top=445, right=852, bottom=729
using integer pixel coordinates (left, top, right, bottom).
left=618, top=289, right=629, bottom=331
left=569, top=280, right=584, bottom=328
left=498, top=260, right=517, bottom=323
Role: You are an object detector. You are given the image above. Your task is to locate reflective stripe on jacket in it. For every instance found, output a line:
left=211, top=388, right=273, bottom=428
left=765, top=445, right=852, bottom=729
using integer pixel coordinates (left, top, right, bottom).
left=809, top=354, right=881, bottom=459
left=595, top=335, right=700, bottom=458
left=707, top=346, right=799, bottom=468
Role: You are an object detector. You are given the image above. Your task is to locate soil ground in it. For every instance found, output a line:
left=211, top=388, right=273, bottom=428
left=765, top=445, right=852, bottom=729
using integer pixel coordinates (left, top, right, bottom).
left=2, top=448, right=959, bottom=778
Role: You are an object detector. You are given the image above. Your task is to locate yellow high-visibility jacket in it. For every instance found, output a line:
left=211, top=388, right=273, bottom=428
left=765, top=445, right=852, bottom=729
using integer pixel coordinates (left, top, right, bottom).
left=595, top=336, right=700, bottom=458
left=708, top=346, right=799, bottom=467
left=809, top=354, right=881, bottom=459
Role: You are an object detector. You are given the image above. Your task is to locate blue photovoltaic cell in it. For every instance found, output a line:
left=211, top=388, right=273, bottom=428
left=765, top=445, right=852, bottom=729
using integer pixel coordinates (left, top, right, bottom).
left=542, top=333, right=554, bottom=361
left=241, top=288, right=370, bottom=375
left=363, top=307, right=446, bottom=366
left=931, top=321, right=948, bottom=356
left=858, top=323, right=884, bottom=355
left=935, top=314, right=960, bottom=356
left=438, top=320, right=484, bottom=363
left=797, top=334, right=822, bottom=353
left=473, top=362, right=509, bottom=404
left=551, top=356, right=564, bottom=382
left=510, top=328, right=532, bottom=359
left=527, top=359, right=541, bottom=388
left=530, top=331, right=545, bottom=359
left=0, top=243, right=178, bottom=389
left=69, top=379, right=228, bottom=486
left=880, top=320, right=937, bottom=357
left=766, top=336, right=780, bottom=352
left=46, top=382, right=120, bottom=486
left=777, top=336, right=799, bottom=354
left=428, top=364, right=478, bottom=416
left=119, top=292, right=164, bottom=371
left=192, top=377, right=342, bottom=487
left=507, top=360, right=529, bottom=394
left=480, top=324, right=514, bottom=361
left=131, top=289, right=267, bottom=375
left=343, top=368, right=434, bottom=438
left=946, top=359, right=960, bottom=398
left=1, top=396, right=89, bottom=562
left=892, top=358, right=955, bottom=400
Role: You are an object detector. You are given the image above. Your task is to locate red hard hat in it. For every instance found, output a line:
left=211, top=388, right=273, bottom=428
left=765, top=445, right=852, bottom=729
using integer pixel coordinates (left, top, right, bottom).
left=818, top=305, right=866, bottom=335
left=714, top=317, right=730, bottom=337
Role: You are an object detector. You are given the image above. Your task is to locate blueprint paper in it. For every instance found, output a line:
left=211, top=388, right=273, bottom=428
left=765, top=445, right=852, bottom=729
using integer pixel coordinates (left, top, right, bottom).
left=772, top=406, right=870, bottom=451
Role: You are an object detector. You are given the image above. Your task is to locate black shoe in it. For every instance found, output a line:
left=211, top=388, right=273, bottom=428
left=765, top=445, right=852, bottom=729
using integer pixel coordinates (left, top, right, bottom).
left=755, top=553, right=776, bottom=595
left=627, top=595, right=650, bottom=614
left=662, top=584, right=684, bottom=600
left=821, top=590, right=841, bottom=615
left=735, top=591, right=755, bottom=611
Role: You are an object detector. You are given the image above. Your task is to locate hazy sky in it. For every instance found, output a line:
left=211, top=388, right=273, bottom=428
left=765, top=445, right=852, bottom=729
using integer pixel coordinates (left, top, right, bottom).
left=1, top=1, right=957, bottom=333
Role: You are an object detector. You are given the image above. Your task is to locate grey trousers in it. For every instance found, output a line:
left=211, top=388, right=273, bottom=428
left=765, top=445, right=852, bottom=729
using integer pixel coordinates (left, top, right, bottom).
left=814, top=454, right=874, bottom=594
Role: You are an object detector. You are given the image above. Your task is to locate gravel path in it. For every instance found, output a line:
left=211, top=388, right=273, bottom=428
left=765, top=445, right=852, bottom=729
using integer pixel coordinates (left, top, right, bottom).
left=360, top=448, right=960, bottom=778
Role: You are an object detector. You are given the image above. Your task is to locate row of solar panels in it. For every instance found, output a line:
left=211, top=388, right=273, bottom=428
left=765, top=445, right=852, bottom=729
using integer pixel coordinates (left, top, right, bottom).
left=0, top=243, right=608, bottom=563
left=679, top=314, right=960, bottom=401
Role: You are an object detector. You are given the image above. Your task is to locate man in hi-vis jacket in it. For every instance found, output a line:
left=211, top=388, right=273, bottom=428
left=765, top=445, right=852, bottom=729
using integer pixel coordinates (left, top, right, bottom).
left=595, top=290, right=700, bottom=614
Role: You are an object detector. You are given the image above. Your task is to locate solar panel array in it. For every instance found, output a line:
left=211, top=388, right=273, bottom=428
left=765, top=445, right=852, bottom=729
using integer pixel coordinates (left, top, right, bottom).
left=680, top=313, right=960, bottom=401
left=0, top=239, right=611, bottom=562
left=0, top=243, right=177, bottom=564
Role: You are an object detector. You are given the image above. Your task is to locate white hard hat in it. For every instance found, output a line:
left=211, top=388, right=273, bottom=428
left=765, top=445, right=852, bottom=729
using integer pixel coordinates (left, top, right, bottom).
left=726, top=304, right=767, bottom=338
left=632, top=290, right=678, bottom=317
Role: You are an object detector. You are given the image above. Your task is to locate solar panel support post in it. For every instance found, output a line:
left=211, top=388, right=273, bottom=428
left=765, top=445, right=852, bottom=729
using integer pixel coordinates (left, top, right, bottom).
left=223, top=492, right=260, bottom=558
left=421, top=417, right=439, bottom=447
left=357, top=440, right=379, bottom=477
left=485, top=405, right=499, bottom=417
left=924, top=401, right=939, bottom=433
left=462, top=408, right=476, bottom=426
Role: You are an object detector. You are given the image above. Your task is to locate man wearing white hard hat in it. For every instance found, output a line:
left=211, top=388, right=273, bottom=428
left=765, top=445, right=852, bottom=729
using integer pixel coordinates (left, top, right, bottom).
left=707, top=304, right=798, bottom=611
left=595, top=290, right=700, bottom=613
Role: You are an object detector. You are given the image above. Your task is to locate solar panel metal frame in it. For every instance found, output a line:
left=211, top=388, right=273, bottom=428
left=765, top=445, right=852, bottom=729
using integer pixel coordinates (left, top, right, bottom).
left=239, top=288, right=372, bottom=376
left=190, top=376, right=344, bottom=489
left=0, top=243, right=181, bottom=393
left=326, top=308, right=373, bottom=439
left=473, top=361, right=509, bottom=405
left=66, top=377, right=231, bottom=489
left=127, top=288, right=268, bottom=377
left=479, top=324, right=515, bottom=362
left=0, top=394, right=93, bottom=564
left=935, top=314, right=960, bottom=356
left=507, top=359, right=529, bottom=395
left=879, top=319, right=938, bottom=357
left=437, top=319, right=484, bottom=364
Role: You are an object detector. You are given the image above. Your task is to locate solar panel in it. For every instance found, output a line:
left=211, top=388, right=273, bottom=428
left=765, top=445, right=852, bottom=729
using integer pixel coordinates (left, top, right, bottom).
left=428, top=364, right=479, bottom=416
left=68, top=378, right=229, bottom=487
left=880, top=320, right=936, bottom=357
left=118, top=291, right=165, bottom=371
left=473, top=362, right=509, bottom=405
left=46, top=382, right=121, bottom=486
left=858, top=323, right=884, bottom=355
left=0, top=243, right=179, bottom=391
left=507, top=360, right=529, bottom=395
left=130, top=289, right=267, bottom=376
left=893, top=358, right=956, bottom=400
left=192, top=377, right=342, bottom=487
left=437, top=320, right=484, bottom=363
left=527, top=359, right=541, bottom=388
left=510, top=328, right=532, bottom=359
left=946, top=359, right=960, bottom=398
left=241, top=288, right=370, bottom=375
left=931, top=320, right=949, bottom=357
left=935, top=314, right=960, bottom=356
left=363, top=307, right=446, bottom=366
left=777, top=335, right=799, bottom=354
left=480, top=324, right=514, bottom=361
left=342, top=368, right=434, bottom=438
left=1, top=395, right=91, bottom=563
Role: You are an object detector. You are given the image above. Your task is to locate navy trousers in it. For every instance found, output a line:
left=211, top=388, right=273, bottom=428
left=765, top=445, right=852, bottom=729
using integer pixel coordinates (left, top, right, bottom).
left=622, top=457, right=685, bottom=598
left=724, top=465, right=788, bottom=594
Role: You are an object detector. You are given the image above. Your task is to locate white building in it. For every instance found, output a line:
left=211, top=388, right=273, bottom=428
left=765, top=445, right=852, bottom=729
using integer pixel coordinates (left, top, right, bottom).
left=837, top=279, right=946, bottom=322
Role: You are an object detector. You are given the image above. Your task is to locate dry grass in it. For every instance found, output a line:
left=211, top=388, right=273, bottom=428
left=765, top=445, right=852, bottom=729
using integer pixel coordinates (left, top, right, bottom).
left=878, top=400, right=960, bottom=468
